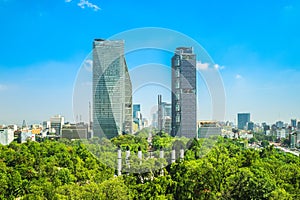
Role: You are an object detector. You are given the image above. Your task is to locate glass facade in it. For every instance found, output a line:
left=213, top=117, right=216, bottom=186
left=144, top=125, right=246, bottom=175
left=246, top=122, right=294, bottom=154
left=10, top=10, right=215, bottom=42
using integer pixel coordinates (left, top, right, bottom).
left=93, top=39, right=132, bottom=139
left=237, top=113, right=250, bottom=130
left=171, top=47, right=197, bottom=138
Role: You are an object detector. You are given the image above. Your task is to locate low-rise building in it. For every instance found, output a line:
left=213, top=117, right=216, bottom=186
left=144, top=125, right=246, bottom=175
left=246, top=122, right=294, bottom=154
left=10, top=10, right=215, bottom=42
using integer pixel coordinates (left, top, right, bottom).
left=61, top=123, right=88, bottom=140
left=198, top=121, right=221, bottom=138
left=20, top=130, right=35, bottom=143
left=276, top=129, right=287, bottom=139
left=0, top=128, right=14, bottom=145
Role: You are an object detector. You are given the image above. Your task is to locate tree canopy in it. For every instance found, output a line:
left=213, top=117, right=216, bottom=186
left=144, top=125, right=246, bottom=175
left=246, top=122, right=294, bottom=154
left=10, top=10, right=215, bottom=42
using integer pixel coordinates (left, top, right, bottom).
left=0, top=136, right=299, bottom=199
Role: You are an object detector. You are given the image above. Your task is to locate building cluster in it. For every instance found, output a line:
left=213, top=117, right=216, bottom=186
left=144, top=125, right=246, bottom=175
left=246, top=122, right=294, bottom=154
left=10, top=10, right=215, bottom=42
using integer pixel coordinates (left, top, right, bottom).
left=2, top=39, right=300, bottom=151
left=0, top=114, right=93, bottom=145
left=92, top=39, right=198, bottom=138
left=132, top=104, right=149, bottom=133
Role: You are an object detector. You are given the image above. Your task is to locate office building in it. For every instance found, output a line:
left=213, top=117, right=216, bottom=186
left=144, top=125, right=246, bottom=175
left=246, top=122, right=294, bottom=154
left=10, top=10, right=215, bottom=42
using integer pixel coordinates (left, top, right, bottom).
left=247, top=121, right=254, bottom=131
left=50, top=115, right=64, bottom=136
left=237, top=113, right=250, bottom=130
left=133, top=104, right=141, bottom=119
left=93, top=39, right=132, bottom=138
left=157, top=95, right=172, bottom=134
left=133, top=104, right=143, bottom=132
left=158, top=95, right=163, bottom=131
left=291, top=119, right=297, bottom=128
left=171, top=47, right=197, bottom=138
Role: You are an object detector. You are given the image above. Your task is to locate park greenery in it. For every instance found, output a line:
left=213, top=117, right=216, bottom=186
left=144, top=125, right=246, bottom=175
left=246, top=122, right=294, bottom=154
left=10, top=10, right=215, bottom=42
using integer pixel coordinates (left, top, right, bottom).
left=0, top=130, right=299, bottom=199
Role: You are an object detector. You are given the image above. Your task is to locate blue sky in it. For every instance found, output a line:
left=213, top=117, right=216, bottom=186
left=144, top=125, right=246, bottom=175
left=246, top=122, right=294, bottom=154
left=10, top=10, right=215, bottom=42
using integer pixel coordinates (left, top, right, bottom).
left=1, top=0, right=300, bottom=125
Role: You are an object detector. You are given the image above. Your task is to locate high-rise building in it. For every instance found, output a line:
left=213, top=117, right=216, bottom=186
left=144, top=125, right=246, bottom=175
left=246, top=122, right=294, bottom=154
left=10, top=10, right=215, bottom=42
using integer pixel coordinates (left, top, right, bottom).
left=133, top=104, right=141, bottom=119
left=157, top=95, right=172, bottom=134
left=93, top=39, right=132, bottom=139
left=247, top=121, right=254, bottom=131
left=133, top=104, right=142, bottom=132
left=171, top=47, right=197, bottom=138
left=50, top=115, right=64, bottom=136
left=237, top=113, right=250, bottom=130
left=158, top=95, right=163, bottom=131
left=291, top=119, right=297, bottom=128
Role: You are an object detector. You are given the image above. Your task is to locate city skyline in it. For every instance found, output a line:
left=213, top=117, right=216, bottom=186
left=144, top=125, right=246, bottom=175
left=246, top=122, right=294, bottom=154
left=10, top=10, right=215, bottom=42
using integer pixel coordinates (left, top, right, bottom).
left=1, top=1, right=300, bottom=124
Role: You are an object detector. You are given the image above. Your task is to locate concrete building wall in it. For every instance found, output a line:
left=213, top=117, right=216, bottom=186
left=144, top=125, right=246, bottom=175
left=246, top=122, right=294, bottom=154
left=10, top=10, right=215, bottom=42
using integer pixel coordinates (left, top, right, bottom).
left=0, top=129, right=14, bottom=145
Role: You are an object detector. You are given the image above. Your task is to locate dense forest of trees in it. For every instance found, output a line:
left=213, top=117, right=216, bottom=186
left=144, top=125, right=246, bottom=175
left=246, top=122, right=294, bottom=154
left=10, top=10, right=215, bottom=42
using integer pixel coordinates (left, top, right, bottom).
left=0, top=133, right=299, bottom=199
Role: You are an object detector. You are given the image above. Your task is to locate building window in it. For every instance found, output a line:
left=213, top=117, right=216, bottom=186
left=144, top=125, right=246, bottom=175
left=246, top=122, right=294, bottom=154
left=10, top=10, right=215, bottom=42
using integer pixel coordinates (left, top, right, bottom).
left=176, top=81, right=180, bottom=89
left=176, top=116, right=180, bottom=123
left=176, top=104, right=180, bottom=111
left=176, top=69, right=180, bottom=77
left=174, top=56, right=180, bottom=66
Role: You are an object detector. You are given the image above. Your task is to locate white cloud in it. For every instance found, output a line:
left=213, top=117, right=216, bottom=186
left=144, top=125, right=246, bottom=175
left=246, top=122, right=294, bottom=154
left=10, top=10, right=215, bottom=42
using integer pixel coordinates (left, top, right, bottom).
left=83, top=59, right=93, bottom=72
left=77, top=0, right=100, bottom=11
left=65, top=0, right=100, bottom=11
left=214, top=64, right=225, bottom=70
left=235, top=74, right=243, bottom=79
left=196, top=61, right=209, bottom=70
left=197, top=61, right=225, bottom=71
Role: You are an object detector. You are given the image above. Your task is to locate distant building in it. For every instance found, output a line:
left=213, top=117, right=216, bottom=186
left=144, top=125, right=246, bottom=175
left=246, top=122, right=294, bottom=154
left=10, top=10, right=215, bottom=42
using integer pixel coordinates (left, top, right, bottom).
left=93, top=39, right=132, bottom=138
left=197, top=121, right=221, bottom=138
left=133, top=104, right=141, bottom=119
left=22, top=120, right=28, bottom=129
left=0, top=128, right=14, bottom=145
left=152, top=112, right=158, bottom=128
left=43, top=121, right=51, bottom=129
left=157, top=95, right=172, bottom=134
left=297, top=122, right=300, bottom=130
left=291, top=119, right=297, bottom=128
left=50, top=115, right=64, bottom=136
left=239, top=131, right=254, bottom=140
left=62, top=123, right=88, bottom=140
left=164, top=117, right=172, bottom=134
left=247, top=121, right=254, bottom=131
left=142, top=118, right=149, bottom=128
left=276, top=121, right=284, bottom=129
left=7, top=125, right=17, bottom=131
left=263, top=124, right=270, bottom=132
left=133, top=104, right=143, bottom=132
left=237, top=113, right=250, bottom=130
left=276, top=129, right=286, bottom=139
left=158, top=95, right=163, bottom=131
left=171, top=47, right=197, bottom=138
left=289, top=132, right=297, bottom=148
left=20, top=130, right=35, bottom=143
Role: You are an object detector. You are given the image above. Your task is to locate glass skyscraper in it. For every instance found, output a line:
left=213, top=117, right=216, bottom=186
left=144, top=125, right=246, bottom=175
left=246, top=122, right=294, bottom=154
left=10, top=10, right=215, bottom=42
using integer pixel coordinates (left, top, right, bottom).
left=171, top=47, right=197, bottom=138
left=237, top=113, right=250, bottom=130
left=93, top=39, right=132, bottom=139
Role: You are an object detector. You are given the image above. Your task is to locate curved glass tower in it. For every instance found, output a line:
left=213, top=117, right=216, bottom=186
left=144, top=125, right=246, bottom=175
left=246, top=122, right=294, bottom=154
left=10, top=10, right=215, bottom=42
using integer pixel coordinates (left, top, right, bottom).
left=93, top=39, right=132, bottom=139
